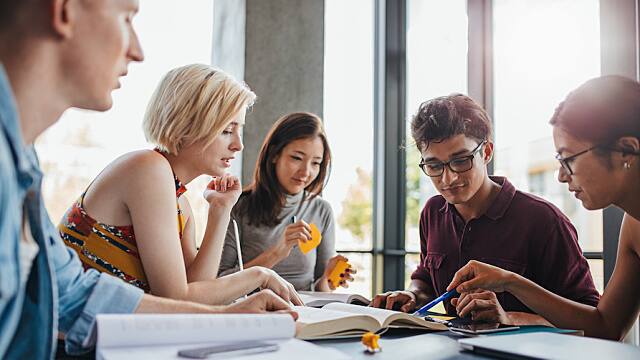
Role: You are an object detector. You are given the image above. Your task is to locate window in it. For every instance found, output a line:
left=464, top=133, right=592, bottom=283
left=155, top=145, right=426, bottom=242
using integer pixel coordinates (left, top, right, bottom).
left=492, top=0, right=603, bottom=292
left=404, top=0, right=468, bottom=286
left=323, top=0, right=375, bottom=296
left=37, top=0, right=215, bottom=245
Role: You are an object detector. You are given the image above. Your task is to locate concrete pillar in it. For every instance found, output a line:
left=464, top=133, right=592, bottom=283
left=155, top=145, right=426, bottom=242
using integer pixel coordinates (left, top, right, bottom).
left=212, top=0, right=325, bottom=184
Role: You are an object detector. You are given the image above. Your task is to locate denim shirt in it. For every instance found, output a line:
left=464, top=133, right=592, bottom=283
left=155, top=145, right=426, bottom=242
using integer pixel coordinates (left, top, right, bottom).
left=0, top=65, right=144, bottom=359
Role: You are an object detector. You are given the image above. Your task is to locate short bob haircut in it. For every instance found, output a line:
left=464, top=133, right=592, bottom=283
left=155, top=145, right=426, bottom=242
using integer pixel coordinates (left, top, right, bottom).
left=143, top=64, right=256, bottom=155
left=239, top=112, right=332, bottom=227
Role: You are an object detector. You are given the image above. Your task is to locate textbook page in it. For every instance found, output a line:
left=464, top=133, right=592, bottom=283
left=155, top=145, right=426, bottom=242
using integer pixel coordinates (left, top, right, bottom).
left=96, top=313, right=295, bottom=348
left=322, top=303, right=447, bottom=330
left=299, top=291, right=371, bottom=307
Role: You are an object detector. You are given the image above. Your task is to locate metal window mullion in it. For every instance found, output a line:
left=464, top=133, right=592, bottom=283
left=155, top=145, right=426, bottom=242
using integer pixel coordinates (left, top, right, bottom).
left=373, top=0, right=407, bottom=294
left=467, top=0, right=494, bottom=174
left=372, top=0, right=387, bottom=296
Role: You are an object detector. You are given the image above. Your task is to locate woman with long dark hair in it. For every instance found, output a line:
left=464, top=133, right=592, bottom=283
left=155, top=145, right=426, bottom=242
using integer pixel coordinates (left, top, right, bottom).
left=219, top=112, right=355, bottom=291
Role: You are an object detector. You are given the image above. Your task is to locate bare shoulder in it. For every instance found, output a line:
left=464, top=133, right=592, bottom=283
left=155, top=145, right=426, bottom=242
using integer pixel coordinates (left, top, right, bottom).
left=114, top=150, right=172, bottom=177
left=99, top=150, right=175, bottom=201
left=620, top=214, right=640, bottom=257
left=83, top=150, right=175, bottom=224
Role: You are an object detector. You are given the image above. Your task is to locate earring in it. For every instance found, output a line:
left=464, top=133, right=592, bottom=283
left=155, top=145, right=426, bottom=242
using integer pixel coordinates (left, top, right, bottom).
left=624, top=162, right=631, bottom=169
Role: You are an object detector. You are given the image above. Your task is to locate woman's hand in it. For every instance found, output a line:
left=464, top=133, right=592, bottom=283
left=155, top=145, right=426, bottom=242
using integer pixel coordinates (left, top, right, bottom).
left=447, top=260, right=516, bottom=294
left=451, top=290, right=511, bottom=324
left=204, top=174, right=242, bottom=210
left=257, top=267, right=304, bottom=306
left=224, top=289, right=298, bottom=320
left=270, top=220, right=312, bottom=260
left=322, top=254, right=356, bottom=290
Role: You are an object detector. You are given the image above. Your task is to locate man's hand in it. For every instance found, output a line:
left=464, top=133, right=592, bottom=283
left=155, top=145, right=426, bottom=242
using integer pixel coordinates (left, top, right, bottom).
left=258, top=267, right=303, bottom=305
left=451, top=290, right=510, bottom=324
left=224, top=290, right=298, bottom=320
left=370, top=290, right=417, bottom=313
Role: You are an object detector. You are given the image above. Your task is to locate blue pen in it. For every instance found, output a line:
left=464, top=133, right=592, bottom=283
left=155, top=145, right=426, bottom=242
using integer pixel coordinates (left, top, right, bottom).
left=412, top=289, right=459, bottom=317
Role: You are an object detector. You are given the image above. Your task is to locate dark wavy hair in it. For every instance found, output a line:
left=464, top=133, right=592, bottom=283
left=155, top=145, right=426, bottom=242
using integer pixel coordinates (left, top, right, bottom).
left=550, top=75, right=640, bottom=155
left=410, top=94, right=492, bottom=151
left=239, top=112, right=332, bottom=227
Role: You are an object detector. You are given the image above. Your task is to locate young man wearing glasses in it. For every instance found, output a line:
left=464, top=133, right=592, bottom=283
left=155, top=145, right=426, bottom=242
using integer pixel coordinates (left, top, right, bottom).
left=371, top=94, right=599, bottom=325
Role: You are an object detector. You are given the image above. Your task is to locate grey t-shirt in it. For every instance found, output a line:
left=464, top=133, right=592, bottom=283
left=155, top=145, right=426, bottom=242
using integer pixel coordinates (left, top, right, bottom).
left=219, top=191, right=336, bottom=291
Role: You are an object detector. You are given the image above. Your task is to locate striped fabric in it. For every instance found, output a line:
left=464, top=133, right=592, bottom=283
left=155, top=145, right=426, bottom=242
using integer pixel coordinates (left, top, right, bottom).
left=59, top=174, right=187, bottom=293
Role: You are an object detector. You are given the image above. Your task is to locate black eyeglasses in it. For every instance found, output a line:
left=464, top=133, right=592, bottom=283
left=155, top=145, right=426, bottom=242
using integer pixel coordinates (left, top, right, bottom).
left=418, top=141, right=486, bottom=177
left=555, top=145, right=599, bottom=175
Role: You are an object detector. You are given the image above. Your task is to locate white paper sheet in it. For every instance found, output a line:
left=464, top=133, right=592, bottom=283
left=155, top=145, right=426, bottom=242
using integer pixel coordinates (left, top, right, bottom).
left=98, top=338, right=350, bottom=360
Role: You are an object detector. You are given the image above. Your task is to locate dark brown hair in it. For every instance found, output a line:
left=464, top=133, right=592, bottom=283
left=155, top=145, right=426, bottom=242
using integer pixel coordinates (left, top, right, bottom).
left=0, top=0, right=30, bottom=31
left=550, top=75, right=640, bottom=153
left=410, top=94, right=492, bottom=151
left=239, top=112, right=332, bottom=227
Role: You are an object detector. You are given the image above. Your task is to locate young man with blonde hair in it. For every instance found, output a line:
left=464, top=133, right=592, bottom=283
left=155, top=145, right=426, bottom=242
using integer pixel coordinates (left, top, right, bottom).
left=0, top=1, right=295, bottom=358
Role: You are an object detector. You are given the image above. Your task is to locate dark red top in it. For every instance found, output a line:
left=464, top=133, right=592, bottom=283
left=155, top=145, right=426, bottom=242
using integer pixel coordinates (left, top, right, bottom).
left=411, top=176, right=600, bottom=314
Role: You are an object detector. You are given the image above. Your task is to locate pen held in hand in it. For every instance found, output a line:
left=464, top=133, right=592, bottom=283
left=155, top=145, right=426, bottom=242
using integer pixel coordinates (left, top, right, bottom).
left=412, top=289, right=459, bottom=317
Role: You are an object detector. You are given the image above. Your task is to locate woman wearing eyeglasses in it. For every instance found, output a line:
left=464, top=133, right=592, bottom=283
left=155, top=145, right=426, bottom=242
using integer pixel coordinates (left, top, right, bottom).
left=447, top=76, right=640, bottom=340
left=371, top=94, right=599, bottom=325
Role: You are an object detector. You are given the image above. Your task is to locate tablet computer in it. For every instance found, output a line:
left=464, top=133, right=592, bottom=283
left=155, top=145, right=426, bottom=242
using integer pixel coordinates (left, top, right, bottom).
left=448, top=322, right=519, bottom=335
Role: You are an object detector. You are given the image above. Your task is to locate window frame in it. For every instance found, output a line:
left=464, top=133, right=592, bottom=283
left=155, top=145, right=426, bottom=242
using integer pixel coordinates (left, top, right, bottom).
left=367, top=0, right=637, bottom=294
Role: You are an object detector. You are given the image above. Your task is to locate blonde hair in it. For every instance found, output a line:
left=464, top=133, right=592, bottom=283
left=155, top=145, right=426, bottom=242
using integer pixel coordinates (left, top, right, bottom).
left=143, top=64, right=256, bottom=154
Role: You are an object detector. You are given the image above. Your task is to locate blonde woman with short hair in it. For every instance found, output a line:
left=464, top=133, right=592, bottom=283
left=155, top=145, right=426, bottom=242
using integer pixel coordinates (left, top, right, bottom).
left=59, top=64, right=302, bottom=306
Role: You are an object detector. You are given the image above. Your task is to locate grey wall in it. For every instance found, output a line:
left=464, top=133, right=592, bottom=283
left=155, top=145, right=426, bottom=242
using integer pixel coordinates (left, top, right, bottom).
left=212, top=0, right=247, bottom=178
left=213, top=0, right=325, bottom=184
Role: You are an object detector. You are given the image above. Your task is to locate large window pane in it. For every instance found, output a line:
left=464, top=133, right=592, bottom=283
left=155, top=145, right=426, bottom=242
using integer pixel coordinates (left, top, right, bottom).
left=323, top=0, right=375, bottom=254
left=405, top=0, right=468, bottom=255
left=37, top=0, right=215, bottom=245
left=405, top=253, right=421, bottom=290
left=493, top=0, right=603, bottom=252
left=587, top=259, right=604, bottom=294
left=335, top=253, right=373, bottom=298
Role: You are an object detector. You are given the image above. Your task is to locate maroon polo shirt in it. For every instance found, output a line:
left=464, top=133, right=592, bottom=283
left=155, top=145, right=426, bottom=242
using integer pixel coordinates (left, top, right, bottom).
left=411, top=176, right=600, bottom=314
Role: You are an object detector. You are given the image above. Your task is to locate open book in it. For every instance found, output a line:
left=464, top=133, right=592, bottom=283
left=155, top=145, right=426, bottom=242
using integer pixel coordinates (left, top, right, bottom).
left=294, top=303, right=448, bottom=340
left=93, top=313, right=350, bottom=360
left=298, top=291, right=371, bottom=307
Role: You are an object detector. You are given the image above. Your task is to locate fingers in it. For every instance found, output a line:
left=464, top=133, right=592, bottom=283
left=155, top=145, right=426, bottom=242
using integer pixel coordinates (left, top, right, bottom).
left=256, top=289, right=292, bottom=312
left=207, top=174, right=241, bottom=192
left=385, top=292, right=408, bottom=310
left=447, top=262, right=474, bottom=291
left=458, top=298, right=494, bottom=318
left=289, top=286, right=304, bottom=306
left=454, top=291, right=491, bottom=315
left=400, top=299, right=416, bottom=313
left=285, top=224, right=312, bottom=242
left=340, top=272, right=354, bottom=283
left=370, top=293, right=390, bottom=308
